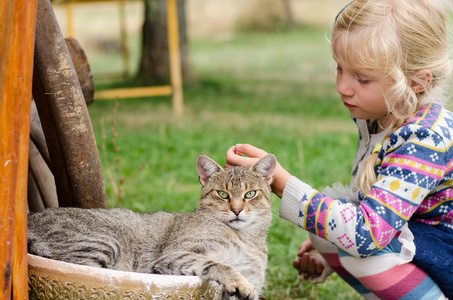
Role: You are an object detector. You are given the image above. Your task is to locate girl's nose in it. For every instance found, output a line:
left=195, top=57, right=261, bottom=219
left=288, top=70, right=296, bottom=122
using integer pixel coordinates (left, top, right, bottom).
left=337, top=76, right=354, bottom=97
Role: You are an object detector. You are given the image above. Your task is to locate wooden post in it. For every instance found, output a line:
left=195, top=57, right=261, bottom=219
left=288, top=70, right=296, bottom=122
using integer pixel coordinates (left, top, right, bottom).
left=0, top=0, right=16, bottom=296
left=0, top=0, right=15, bottom=112
left=0, top=0, right=37, bottom=298
left=167, top=0, right=183, bottom=115
left=33, top=0, right=107, bottom=209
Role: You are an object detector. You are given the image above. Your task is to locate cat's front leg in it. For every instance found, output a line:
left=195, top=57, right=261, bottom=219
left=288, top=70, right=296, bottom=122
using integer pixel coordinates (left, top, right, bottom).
left=216, top=267, right=256, bottom=300
left=151, top=252, right=257, bottom=300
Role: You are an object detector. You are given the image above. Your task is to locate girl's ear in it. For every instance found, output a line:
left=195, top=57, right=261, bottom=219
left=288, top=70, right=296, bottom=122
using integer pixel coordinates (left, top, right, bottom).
left=410, top=69, right=433, bottom=94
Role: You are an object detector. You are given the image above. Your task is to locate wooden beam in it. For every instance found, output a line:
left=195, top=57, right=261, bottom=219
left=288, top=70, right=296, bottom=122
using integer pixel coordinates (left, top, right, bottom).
left=0, top=0, right=37, bottom=298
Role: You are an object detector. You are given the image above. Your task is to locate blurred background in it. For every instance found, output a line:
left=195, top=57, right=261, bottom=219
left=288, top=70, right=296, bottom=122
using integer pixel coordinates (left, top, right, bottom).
left=52, top=0, right=361, bottom=299
left=52, top=0, right=351, bottom=81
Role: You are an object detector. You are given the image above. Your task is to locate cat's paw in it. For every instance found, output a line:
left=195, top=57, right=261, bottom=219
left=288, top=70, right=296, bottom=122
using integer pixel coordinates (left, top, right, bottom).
left=223, top=276, right=256, bottom=300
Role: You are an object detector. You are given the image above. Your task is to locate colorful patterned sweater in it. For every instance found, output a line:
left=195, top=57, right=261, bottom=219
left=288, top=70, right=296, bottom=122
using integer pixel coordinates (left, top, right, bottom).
left=280, top=103, right=453, bottom=257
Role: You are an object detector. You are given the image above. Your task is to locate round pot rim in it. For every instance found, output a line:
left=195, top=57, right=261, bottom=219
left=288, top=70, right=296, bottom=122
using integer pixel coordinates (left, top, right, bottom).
left=27, top=253, right=207, bottom=289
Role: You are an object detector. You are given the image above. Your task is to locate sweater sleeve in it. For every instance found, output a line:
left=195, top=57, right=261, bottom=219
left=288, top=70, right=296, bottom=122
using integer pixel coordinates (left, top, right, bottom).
left=280, top=124, right=447, bottom=257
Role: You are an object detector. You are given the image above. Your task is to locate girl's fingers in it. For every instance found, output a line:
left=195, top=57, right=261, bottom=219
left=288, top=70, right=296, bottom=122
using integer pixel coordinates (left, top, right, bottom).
left=293, top=257, right=301, bottom=270
left=235, top=144, right=268, bottom=158
left=297, top=239, right=314, bottom=257
left=294, top=239, right=325, bottom=275
left=315, top=261, right=324, bottom=275
left=300, top=252, right=310, bottom=273
left=225, top=144, right=264, bottom=167
left=227, top=155, right=258, bottom=168
left=307, top=256, right=317, bottom=274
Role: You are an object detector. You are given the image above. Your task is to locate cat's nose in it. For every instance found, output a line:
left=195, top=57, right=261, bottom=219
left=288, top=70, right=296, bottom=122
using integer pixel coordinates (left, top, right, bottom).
left=232, top=208, right=242, bottom=216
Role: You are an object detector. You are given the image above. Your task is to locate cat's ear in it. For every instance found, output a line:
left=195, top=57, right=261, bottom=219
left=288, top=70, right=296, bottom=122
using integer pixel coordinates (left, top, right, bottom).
left=197, top=155, right=223, bottom=186
left=251, top=154, right=277, bottom=185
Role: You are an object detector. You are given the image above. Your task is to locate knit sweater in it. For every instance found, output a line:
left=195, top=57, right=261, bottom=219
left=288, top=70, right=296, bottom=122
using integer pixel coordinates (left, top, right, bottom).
left=280, top=103, right=453, bottom=257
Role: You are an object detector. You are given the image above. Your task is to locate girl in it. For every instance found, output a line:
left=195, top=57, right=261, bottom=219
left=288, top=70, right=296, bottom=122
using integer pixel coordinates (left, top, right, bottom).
left=225, top=0, right=453, bottom=299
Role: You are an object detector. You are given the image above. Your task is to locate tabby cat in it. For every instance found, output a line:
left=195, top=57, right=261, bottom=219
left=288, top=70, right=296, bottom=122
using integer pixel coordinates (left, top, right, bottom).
left=27, top=154, right=276, bottom=300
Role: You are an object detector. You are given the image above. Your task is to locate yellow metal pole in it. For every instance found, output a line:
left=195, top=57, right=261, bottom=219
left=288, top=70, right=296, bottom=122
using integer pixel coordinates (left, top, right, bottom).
left=166, top=0, right=183, bottom=115
left=66, top=2, right=74, bottom=36
left=95, top=85, right=172, bottom=100
left=119, top=0, right=130, bottom=78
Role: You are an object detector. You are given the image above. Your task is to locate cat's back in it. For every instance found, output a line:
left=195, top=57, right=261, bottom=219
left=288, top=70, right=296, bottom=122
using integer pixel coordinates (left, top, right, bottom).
left=27, top=207, right=178, bottom=270
left=28, top=207, right=177, bottom=234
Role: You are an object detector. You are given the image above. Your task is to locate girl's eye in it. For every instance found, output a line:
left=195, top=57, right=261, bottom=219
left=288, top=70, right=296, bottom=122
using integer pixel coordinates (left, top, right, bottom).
left=358, top=77, right=371, bottom=84
left=217, top=191, right=229, bottom=199
left=244, top=190, right=256, bottom=199
left=356, top=73, right=373, bottom=84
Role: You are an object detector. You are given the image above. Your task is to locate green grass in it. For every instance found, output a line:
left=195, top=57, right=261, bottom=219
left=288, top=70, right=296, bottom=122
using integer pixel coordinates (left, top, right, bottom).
left=87, top=26, right=361, bottom=299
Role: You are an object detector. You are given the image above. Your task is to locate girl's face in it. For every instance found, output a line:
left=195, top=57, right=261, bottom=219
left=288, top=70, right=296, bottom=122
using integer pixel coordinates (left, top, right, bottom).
left=334, top=34, right=395, bottom=130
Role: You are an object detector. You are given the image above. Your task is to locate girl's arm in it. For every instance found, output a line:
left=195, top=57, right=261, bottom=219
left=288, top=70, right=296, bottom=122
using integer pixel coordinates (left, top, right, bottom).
left=281, top=123, right=448, bottom=257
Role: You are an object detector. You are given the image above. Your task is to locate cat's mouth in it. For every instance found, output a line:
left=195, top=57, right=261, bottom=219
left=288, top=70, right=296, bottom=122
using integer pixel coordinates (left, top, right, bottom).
left=230, top=218, right=244, bottom=223
left=228, top=217, right=246, bottom=227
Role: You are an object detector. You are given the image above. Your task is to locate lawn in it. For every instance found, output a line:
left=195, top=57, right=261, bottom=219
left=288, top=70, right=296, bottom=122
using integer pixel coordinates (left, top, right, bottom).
left=87, top=26, right=361, bottom=299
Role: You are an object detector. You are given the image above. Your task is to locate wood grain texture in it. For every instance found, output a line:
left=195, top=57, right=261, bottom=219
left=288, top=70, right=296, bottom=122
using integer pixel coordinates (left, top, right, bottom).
left=32, top=0, right=107, bottom=209
left=0, top=0, right=37, bottom=298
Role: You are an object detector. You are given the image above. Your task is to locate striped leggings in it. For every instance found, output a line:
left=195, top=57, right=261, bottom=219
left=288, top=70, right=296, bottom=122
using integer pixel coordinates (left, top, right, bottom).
left=310, top=233, right=447, bottom=299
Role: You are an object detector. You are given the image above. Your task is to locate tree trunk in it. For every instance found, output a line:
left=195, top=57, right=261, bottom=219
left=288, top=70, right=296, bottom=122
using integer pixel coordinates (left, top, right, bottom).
left=138, top=0, right=188, bottom=85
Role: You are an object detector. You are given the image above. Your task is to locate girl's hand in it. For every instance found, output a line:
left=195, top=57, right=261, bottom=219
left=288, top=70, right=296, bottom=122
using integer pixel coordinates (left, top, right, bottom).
left=293, top=239, right=324, bottom=276
left=225, top=144, right=267, bottom=168
left=225, top=144, right=292, bottom=197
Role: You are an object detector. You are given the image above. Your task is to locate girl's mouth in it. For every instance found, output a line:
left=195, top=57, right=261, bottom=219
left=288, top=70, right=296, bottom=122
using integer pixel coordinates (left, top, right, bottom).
left=343, top=102, right=357, bottom=109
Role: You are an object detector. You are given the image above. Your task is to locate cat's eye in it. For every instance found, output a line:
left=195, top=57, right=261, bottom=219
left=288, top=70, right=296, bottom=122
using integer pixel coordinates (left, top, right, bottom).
left=217, top=191, right=229, bottom=199
left=244, top=190, right=256, bottom=199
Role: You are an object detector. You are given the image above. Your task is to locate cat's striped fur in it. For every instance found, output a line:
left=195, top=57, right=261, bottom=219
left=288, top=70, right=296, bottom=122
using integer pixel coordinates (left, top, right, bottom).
left=27, top=154, right=276, bottom=300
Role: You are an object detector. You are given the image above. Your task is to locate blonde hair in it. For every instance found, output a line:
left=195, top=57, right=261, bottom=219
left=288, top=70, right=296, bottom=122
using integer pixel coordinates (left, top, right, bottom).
left=332, top=0, right=452, bottom=194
